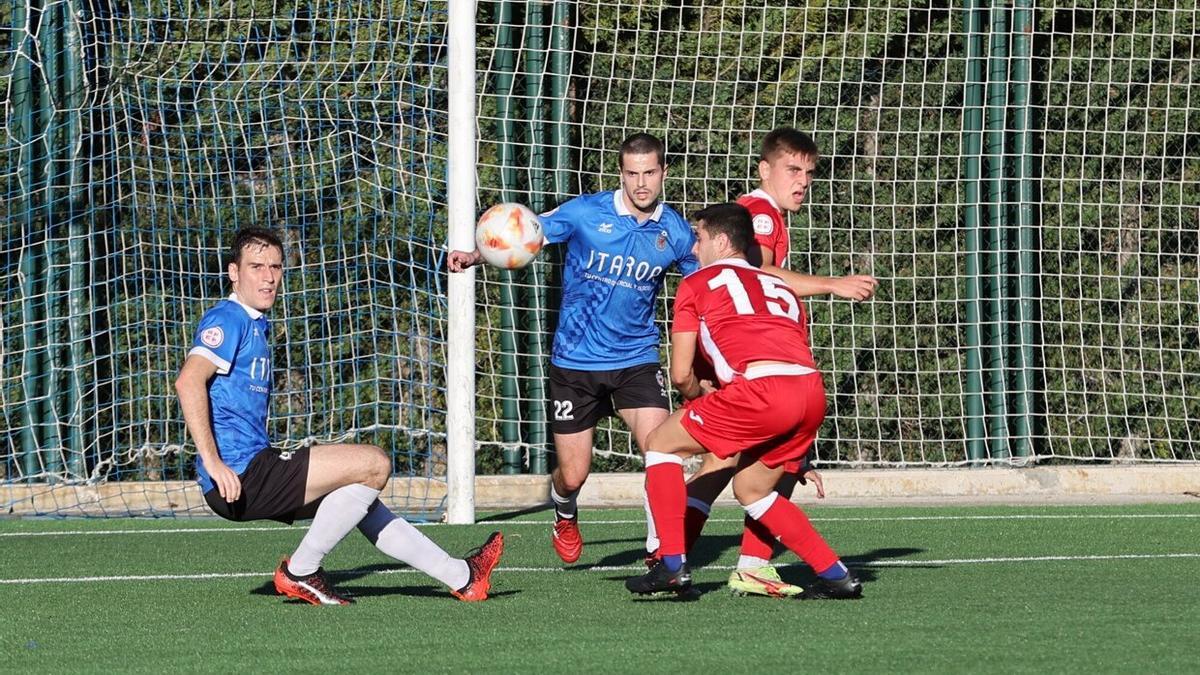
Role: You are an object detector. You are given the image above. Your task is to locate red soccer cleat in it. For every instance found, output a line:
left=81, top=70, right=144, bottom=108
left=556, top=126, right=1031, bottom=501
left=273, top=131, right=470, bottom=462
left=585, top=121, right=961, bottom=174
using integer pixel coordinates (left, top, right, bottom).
left=273, top=559, right=354, bottom=606
left=551, top=517, right=583, bottom=563
left=452, top=531, right=505, bottom=602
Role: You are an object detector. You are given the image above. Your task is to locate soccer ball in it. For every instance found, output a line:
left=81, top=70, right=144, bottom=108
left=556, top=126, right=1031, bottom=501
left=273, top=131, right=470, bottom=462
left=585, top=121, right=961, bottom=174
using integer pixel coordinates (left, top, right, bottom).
left=475, top=202, right=544, bottom=270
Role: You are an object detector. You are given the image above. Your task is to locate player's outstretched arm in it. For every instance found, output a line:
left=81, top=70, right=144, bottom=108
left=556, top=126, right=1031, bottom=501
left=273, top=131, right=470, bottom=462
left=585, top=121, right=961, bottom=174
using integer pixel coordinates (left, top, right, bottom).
left=447, top=249, right=483, bottom=273
left=824, top=274, right=878, bottom=301
left=754, top=244, right=877, bottom=300
left=765, top=264, right=878, bottom=301
left=175, top=355, right=242, bottom=502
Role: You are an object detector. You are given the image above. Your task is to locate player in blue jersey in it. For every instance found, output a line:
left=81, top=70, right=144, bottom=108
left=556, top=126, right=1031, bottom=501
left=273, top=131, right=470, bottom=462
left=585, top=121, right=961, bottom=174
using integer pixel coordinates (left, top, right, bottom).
left=449, top=133, right=698, bottom=563
left=176, top=227, right=504, bottom=605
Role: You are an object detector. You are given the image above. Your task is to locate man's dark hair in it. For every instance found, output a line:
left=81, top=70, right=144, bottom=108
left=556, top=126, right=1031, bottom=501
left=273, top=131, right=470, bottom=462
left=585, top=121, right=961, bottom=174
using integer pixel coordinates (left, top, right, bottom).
left=760, top=127, right=819, bottom=162
left=619, top=132, right=667, bottom=168
left=229, top=227, right=284, bottom=265
left=693, top=203, right=754, bottom=255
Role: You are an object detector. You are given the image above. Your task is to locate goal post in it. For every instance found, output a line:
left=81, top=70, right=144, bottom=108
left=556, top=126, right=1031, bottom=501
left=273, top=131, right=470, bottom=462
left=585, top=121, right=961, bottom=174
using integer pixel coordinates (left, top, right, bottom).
left=445, top=0, right=478, bottom=525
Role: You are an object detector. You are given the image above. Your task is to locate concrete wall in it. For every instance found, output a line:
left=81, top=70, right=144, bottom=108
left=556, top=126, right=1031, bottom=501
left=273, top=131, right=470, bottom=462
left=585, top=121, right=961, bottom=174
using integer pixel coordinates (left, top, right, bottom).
left=4, top=465, right=1199, bottom=517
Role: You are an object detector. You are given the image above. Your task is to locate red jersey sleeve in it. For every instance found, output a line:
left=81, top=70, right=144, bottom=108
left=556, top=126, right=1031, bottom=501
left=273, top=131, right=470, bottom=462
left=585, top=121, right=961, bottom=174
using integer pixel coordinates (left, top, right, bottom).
left=671, top=277, right=700, bottom=334
left=736, top=193, right=788, bottom=267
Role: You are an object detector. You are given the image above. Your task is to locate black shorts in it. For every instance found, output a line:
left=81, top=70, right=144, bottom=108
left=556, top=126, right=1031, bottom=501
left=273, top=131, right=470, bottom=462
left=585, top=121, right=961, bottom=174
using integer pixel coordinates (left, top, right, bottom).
left=204, top=447, right=318, bottom=524
left=548, top=362, right=669, bottom=434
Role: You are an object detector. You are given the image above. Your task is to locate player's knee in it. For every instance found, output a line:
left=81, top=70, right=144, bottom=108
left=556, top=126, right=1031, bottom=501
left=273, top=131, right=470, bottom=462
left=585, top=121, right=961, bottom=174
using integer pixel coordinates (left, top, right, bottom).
left=558, top=471, right=587, bottom=494
left=731, top=481, right=771, bottom=507
left=362, top=445, right=390, bottom=489
left=645, top=425, right=668, bottom=455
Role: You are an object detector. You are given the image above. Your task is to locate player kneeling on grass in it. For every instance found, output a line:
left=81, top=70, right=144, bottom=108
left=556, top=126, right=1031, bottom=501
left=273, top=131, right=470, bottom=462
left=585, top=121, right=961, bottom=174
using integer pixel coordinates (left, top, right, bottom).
left=626, top=204, right=862, bottom=600
left=175, top=227, right=503, bottom=605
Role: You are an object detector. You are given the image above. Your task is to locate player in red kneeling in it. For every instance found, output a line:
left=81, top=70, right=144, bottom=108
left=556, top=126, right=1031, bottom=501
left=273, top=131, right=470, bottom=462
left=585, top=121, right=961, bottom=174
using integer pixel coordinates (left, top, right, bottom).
left=626, top=203, right=862, bottom=600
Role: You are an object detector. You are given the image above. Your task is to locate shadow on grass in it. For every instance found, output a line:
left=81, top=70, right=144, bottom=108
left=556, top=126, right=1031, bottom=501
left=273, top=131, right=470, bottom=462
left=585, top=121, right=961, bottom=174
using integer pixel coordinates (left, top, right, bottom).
left=587, top=535, right=741, bottom=569
left=249, top=563, right=523, bottom=601
left=780, top=547, right=928, bottom=586
left=595, top=541, right=928, bottom=596
left=477, top=503, right=554, bottom=522
left=256, top=582, right=521, bottom=602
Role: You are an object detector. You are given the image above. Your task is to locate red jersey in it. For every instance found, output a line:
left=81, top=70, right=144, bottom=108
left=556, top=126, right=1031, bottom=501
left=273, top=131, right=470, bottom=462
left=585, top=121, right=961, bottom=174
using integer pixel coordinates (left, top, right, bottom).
left=737, top=189, right=788, bottom=267
left=672, top=259, right=815, bottom=384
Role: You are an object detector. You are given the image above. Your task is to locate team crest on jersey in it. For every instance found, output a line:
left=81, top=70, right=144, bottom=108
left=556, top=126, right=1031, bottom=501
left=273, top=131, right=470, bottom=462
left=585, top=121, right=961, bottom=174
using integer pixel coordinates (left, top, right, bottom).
left=200, top=326, right=224, bottom=348
left=656, top=230, right=668, bottom=251
left=753, top=214, right=775, bottom=235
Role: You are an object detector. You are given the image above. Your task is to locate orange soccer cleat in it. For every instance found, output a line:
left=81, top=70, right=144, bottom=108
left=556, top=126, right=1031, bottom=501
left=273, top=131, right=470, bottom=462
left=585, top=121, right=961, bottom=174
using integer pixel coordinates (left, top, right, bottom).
left=273, top=559, right=354, bottom=606
left=451, top=531, right=505, bottom=602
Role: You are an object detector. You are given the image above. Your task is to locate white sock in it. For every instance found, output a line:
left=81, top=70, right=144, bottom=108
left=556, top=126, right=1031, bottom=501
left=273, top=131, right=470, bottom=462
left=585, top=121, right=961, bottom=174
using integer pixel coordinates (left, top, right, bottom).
left=288, top=483, right=380, bottom=576
left=742, top=492, right=779, bottom=520
left=643, top=493, right=659, bottom=553
left=737, top=555, right=771, bottom=571
left=357, top=500, right=470, bottom=589
left=550, top=484, right=578, bottom=520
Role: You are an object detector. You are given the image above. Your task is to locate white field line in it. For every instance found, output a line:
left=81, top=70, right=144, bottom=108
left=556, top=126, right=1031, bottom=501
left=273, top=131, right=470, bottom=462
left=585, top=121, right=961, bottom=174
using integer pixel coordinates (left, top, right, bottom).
left=2, top=553, right=1199, bottom=586
left=2, top=512, right=1199, bottom=538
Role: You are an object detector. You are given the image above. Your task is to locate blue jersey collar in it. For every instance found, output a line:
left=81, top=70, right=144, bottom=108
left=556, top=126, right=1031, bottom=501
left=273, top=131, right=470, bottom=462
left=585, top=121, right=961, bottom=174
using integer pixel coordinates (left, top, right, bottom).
left=229, top=293, right=265, bottom=320
left=613, top=189, right=664, bottom=224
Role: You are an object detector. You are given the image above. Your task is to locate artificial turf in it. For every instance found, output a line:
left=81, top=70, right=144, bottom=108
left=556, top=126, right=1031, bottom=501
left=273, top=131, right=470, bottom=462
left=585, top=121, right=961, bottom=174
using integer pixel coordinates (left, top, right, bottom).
left=2, top=503, right=1198, bottom=673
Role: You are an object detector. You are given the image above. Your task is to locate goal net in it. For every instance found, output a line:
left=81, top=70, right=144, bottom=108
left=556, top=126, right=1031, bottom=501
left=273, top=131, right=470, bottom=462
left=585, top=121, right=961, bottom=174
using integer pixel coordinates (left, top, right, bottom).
left=2, top=1, right=455, bottom=514
left=471, top=0, right=1200, bottom=470
left=2, top=0, right=1197, bottom=516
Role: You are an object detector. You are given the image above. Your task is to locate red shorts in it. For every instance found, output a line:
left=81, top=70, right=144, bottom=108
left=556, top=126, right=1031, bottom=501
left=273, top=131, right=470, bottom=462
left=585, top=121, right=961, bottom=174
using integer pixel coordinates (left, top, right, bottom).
left=680, top=372, right=825, bottom=470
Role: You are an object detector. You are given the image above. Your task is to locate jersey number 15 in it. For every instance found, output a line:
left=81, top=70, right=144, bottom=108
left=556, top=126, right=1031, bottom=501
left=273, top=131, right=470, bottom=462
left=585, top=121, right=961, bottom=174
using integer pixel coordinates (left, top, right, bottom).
left=707, top=268, right=800, bottom=322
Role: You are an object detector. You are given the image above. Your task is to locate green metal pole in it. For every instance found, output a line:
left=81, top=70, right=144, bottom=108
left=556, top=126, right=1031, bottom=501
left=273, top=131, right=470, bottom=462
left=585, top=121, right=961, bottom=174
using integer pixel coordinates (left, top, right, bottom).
left=549, top=1, right=572, bottom=198
left=64, top=0, right=89, bottom=477
left=524, top=0, right=571, bottom=474
left=523, top=3, right=551, bottom=474
left=962, top=0, right=988, bottom=464
left=497, top=283, right=523, bottom=474
left=13, top=0, right=41, bottom=479
left=985, top=0, right=1010, bottom=459
left=42, top=0, right=66, bottom=482
left=525, top=5, right=546, bottom=206
left=493, top=3, right=523, bottom=474
left=1009, top=0, right=1039, bottom=459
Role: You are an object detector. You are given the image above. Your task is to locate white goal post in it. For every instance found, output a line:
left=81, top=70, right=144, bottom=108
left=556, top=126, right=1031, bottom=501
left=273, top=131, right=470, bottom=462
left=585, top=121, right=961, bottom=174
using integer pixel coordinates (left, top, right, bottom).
left=446, top=0, right=479, bottom=524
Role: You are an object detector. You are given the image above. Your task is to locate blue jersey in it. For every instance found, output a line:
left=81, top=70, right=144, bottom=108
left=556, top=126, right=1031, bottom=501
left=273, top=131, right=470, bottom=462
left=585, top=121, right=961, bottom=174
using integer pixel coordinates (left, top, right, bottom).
left=540, top=190, right=698, bottom=370
left=187, top=294, right=272, bottom=493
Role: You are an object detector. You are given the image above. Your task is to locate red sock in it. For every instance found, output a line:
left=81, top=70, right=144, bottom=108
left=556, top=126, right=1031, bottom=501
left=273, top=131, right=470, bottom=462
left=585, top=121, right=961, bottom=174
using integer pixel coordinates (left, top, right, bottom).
left=644, top=458, right=687, bottom=556
left=739, top=514, right=776, bottom=560
left=753, top=497, right=839, bottom=573
left=683, top=505, right=710, bottom=552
